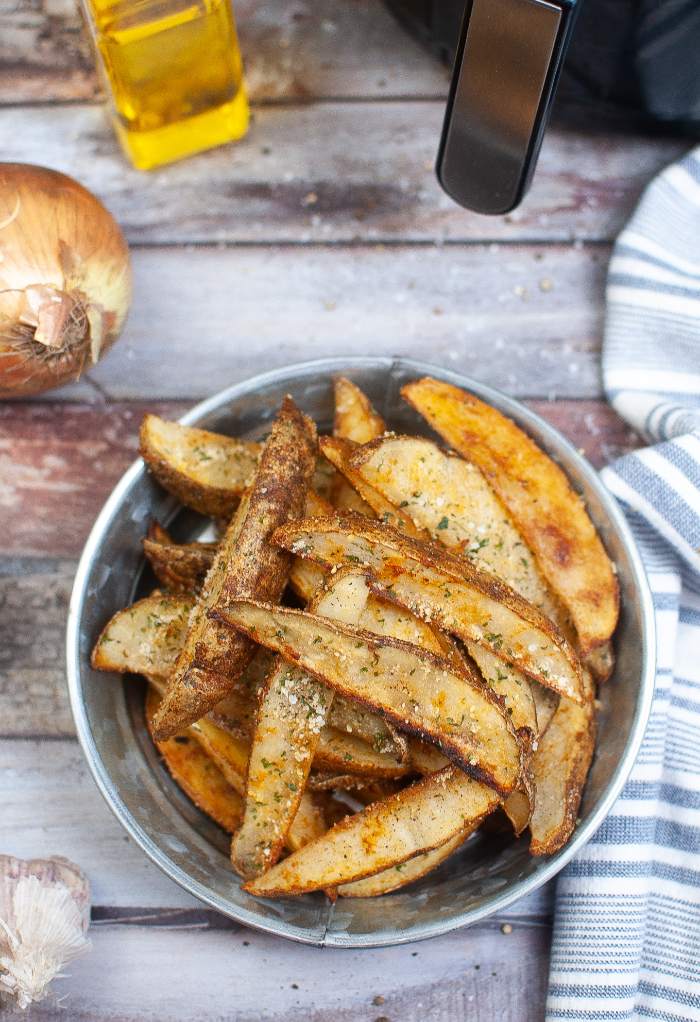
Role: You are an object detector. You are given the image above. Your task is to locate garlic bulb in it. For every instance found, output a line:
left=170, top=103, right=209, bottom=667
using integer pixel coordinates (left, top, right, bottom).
left=0, top=163, right=132, bottom=397
left=0, top=855, right=92, bottom=1010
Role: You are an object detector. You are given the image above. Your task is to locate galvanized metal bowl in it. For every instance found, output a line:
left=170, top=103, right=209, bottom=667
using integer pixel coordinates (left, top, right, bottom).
left=66, top=357, right=655, bottom=947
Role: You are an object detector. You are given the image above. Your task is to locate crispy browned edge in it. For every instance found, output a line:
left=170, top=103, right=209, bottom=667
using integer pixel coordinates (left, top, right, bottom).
left=151, top=397, right=318, bottom=740
left=401, top=378, right=619, bottom=656
left=214, top=598, right=520, bottom=798
left=139, top=414, right=260, bottom=520
left=145, top=687, right=242, bottom=833
left=271, top=511, right=582, bottom=687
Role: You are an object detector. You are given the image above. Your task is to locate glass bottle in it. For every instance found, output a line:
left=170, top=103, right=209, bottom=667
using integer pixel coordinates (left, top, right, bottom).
left=79, top=0, right=249, bottom=170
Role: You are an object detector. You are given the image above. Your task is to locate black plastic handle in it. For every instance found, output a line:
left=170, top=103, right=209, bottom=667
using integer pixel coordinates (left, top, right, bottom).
left=436, top=0, right=581, bottom=215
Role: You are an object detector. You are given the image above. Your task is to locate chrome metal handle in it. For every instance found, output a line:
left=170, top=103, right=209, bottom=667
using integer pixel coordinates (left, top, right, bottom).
left=436, top=0, right=581, bottom=215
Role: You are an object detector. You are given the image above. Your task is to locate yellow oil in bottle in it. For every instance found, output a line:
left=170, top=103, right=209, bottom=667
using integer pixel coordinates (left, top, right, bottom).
left=82, top=0, right=249, bottom=169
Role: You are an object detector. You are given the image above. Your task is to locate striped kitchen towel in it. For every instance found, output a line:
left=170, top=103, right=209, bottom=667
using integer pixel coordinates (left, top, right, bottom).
left=546, top=146, right=700, bottom=1021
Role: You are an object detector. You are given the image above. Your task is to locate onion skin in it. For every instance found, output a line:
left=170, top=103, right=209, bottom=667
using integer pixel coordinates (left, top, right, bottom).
left=0, top=163, right=132, bottom=397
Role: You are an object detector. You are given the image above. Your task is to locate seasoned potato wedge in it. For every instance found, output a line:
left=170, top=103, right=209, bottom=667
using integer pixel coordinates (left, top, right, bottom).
left=466, top=642, right=537, bottom=743
left=402, top=378, right=619, bottom=656
left=145, top=686, right=243, bottom=833
left=333, top=376, right=386, bottom=444
left=216, top=600, right=521, bottom=796
left=530, top=672, right=596, bottom=855
left=289, top=556, right=327, bottom=602
left=232, top=572, right=370, bottom=880
left=531, top=680, right=559, bottom=737
left=409, top=738, right=449, bottom=775
left=582, top=640, right=615, bottom=683
left=140, top=414, right=261, bottom=519
left=351, top=434, right=565, bottom=627
left=146, top=682, right=324, bottom=849
left=320, top=435, right=426, bottom=539
left=273, top=515, right=583, bottom=704
left=244, top=765, right=501, bottom=897
left=314, top=726, right=412, bottom=778
left=337, top=824, right=477, bottom=898
left=153, top=398, right=318, bottom=741
left=91, top=595, right=194, bottom=676
left=143, top=536, right=216, bottom=594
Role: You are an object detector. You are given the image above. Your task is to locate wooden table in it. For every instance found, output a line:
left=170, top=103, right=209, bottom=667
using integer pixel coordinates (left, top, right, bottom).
left=0, top=2, right=691, bottom=1017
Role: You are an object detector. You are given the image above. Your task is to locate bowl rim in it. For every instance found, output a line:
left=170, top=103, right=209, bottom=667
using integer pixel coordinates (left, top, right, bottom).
left=66, top=356, right=656, bottom=946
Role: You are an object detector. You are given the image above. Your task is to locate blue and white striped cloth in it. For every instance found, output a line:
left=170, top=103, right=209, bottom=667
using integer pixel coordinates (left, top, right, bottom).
left=546, top=146, right=700, bottom=1021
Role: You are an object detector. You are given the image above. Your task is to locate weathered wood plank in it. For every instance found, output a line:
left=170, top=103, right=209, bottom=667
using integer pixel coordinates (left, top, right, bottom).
left=0, top=0, right=449, bottom=105
left=0, top=102, right=687, bottom=244
left=0, top=0, right=99, bottom=103
left=0, top=402, right=188, bottom=557
left=0, top=558, right=77, bottom=735
left=0, top=398, right=641, bottom=559
left=43, top=915, right=552, bottom=1020
left=22, top=242, right=610, bottom=405
left=1, top=737, right=204, bottom=906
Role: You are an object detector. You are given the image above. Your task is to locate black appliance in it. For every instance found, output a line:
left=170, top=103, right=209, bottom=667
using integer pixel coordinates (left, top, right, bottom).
left=384, top=0, right=700, bottom=214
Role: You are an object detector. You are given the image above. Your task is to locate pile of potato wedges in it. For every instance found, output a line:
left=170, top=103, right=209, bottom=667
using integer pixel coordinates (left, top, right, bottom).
left=91, top=376, right=618, bottom=898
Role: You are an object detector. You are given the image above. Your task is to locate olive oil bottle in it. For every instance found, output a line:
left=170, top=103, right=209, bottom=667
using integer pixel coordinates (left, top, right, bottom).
left=80, top=0, right=249, bottom=169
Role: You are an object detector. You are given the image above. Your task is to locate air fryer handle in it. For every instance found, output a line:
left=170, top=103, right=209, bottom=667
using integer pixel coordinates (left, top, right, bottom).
left=436, top=0, right=581, bottom=215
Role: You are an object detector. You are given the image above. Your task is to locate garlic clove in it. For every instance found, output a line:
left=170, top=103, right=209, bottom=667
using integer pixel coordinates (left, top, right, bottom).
left=0, top=855, right=91, bottom=1011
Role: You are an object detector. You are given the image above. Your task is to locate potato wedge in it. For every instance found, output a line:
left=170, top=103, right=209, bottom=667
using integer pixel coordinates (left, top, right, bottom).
left=467, top=639, right=537, bottom=834
left=147, top=678, right=324, bottom=846
left=143, top=536, right=216, bottom=594
left=153, top=398, right=318, bottom=741
left=243, top=765, right=501, bottom=897
left=410, top=738, right=449, bottom=775
left=531, top=680, right=559, bottom=737
left=232, top=572, right=370, bottom=879
left=320, top=435, right=426, bottom=539
left=582, top=640, right=615, bottom=683
left=145, top=686, right=243, bottom=833
left=140, top=414, right=261, bottom=519
left=465, top=642, right=537, bottom=742
left=351, top=434, right=565, bottom=626
left=314, top=726, right=412, bottom=778
left=328, top=694, right=399, bottom=755
left=93, top=604, right=406, bottom=780
left=402, top=378, right=619, bottom=656
left=291, top=559, right=444, bottom=758
left=273, top=515, right=583, bottom=703
left=529, top=671, right=596, bottom=855
left=215, top=600, right=521, bottom=796
left=289, top=556, right=327, bottom=602
left=333, top=376, right=386, bottom=444
left=91, top=595, right=194, bottom=677
left=337, top=823, right=477, bottom=898
left=207, top=688, right=258, bottom=742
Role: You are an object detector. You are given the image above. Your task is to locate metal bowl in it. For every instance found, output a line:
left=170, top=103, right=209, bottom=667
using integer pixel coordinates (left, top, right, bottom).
left=66, top=357, right=655, bottom=947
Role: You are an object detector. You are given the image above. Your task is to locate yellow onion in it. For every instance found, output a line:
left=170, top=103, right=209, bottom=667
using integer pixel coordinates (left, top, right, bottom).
left=0, top=163, right=132, bottom=397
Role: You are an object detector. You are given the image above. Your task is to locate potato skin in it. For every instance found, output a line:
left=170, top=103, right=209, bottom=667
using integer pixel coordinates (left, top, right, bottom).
left=139, top=414, right=260, bottom=519
left=402, top=377, right=619, bottom=656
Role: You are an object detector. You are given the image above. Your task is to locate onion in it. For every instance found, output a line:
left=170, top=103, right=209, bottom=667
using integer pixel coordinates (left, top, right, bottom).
left=0, top=163, right=132, bottom=397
